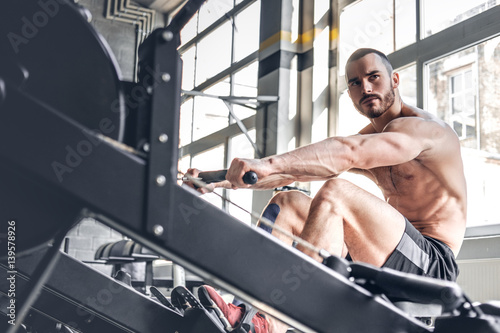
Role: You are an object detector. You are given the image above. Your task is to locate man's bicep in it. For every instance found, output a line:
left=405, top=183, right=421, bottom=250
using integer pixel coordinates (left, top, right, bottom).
left=348, top=131, right=426, bottom=170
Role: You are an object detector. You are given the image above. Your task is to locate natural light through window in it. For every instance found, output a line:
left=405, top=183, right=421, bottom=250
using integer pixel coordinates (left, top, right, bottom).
left=426, top=36, right=500, bottom=227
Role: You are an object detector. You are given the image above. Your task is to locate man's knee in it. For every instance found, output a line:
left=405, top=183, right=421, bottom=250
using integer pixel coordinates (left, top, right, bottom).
left=266, top=190, right=311, bottom=235
left=315, top=178, right=353, bottom=202
left=269, top=190, right=309, bottom=208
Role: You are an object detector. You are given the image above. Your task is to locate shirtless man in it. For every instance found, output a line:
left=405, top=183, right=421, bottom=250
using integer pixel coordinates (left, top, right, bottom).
left=189, top=48, right=467, bottom=333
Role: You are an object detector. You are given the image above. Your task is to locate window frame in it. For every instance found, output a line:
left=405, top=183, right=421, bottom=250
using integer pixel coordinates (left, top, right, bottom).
left=178, top=0, right=261, bottom=215
left=448, top=68, right=477, bottom=141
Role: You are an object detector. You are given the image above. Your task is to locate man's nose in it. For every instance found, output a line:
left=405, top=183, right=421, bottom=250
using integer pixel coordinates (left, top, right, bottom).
left=361, top=81, right=373, bottom=94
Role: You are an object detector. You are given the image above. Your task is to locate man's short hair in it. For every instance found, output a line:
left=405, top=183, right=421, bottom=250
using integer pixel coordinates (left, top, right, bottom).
left=345, top=48, right=393, bottom=77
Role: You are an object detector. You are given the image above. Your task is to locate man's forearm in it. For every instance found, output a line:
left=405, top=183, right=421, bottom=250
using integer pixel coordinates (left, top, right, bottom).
left=265, top=138, right=351, bottom=180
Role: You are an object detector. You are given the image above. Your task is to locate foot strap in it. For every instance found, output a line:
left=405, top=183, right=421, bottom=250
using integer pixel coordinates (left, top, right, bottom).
left=233, top=304, right=259, bottom=333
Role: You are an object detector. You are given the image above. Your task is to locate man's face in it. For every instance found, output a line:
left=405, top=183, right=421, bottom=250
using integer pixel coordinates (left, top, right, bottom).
left=346, top=53, right=396, bottom=119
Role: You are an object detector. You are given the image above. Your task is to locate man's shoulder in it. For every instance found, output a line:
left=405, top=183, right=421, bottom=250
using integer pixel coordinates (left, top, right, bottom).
left=400, top=104, right=448, bottom=126
left=383, top=109, right=460, bottom=154
left=385, top=107, right=450, bottom=135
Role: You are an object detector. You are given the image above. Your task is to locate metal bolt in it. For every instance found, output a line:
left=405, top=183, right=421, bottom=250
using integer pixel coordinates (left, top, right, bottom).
left=153, top=224, right=164, bottom=236
left=162, top=30, right=174, bottom=42
left=156, top=175, right=166, bottom=186
left=158, top=133, right=168, bottom=143
left=142, top=142, right=150, bottom=152
left=161, top=73, right=171, bottom=82
left=146, top=86, right=153, bottom=94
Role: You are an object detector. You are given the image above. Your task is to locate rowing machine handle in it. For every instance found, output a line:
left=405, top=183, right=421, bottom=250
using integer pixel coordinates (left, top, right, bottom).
left=198, top=170, right=258, bottom=185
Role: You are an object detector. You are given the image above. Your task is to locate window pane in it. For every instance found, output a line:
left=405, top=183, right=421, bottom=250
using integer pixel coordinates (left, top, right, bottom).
left=178, top=154, right=191, bottom=177
left=453, top=121, right=463, bottom=136
left=179, top=98, right=193, bottom=146
left=338, top=90, right=369, bottom=136
left=452, top=96, right=463, bottom=114
left=192, top=145, right=225, bottom=209
left=425, top=36, right=500, bottom=227
left=195, top=21, right=232, bottom=85
left=395, top=0, right=416, bottom=49
left=339, top=0, right=416, bottom=73
left=422, top=0, right=498, bottom=37
left=465, top=95, right=475, bottom=115
left=397, top=64, right=417, bottom=107
left=313, top=25, right=329, bottom=101
left=314, top=0, right=329, bottom=24
left=192, top=83, right=230, bottom=141
left=198, top=0, right=234, bottom=32
left=311, top=108, right=328, bottom=143
left=181, top=46, right=196, bottom=91
left=291, top=0, right=300, bottom=43
left=180, top=12, right=198, bottom=46
left=192, top=145, right=225, bottom=170
left=232, top=62, right=258, bottom=120
left=233, top=61, right=258, bottom=97
left=339, top=0, right=394, bottom=75
left=464, top=70, right=473, bottom=89
left=452, top=75, right=459, bottom=93
left=234, top=1, right=260, bottom=62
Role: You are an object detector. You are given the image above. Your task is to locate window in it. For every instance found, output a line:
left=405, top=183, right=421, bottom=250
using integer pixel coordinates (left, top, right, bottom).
left=232, top=62, right=259, bottom=120
left=338, top=0, right=500, bottom=229
left=178, top=0, right=261, bottom=217
left=450, top=69, right=477, bottom=141
left=426, top=36, right=500, bottom=227
left=426, top=48, right=478, bottom=147
left=233, top=1, right=260, bottom=62
left=191, top=83, right=230, bottom=141
left=191, top=145, right=225, bottom=209
left=195, top=22, right=233, bottom=85
left=422, top=0, right=498, bottom=37
left=398, top=64, right=417, bottom=107
left=339, top=0, right=416, bottom=75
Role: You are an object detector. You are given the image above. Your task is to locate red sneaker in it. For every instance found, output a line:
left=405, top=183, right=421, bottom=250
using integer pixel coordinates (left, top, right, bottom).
left=198, top=285, right=269, bottom=333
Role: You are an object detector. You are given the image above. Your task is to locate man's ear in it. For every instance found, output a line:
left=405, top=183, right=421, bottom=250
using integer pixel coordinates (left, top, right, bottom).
left=392, top=72, right=400, bottom=89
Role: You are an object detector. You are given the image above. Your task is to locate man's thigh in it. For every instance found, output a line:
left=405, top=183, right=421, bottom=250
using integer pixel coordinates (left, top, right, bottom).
left=321, top=178, right=406, bottom=267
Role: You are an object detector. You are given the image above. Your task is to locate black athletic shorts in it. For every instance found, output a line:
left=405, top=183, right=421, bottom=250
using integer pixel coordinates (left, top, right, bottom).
left=381, top=218, right=459, bottom=282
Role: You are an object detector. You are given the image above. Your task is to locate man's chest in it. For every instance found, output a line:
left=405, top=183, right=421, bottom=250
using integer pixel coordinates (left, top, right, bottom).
left=368, top=161, right=426, bottom=194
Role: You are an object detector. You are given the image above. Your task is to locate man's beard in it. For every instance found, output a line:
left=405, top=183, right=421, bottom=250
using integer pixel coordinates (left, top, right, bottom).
left=354, top=89, right=396, bottom=119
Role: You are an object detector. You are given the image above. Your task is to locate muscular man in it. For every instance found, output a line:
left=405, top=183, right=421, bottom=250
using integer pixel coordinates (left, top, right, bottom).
left=189, top=48, right=467, bottom=333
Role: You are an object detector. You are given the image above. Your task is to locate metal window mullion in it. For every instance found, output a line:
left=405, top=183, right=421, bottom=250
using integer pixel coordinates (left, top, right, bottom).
left=416, top=0, right=421, bottom=42
left=225, top=4, right=236, bottom=211
left=474, top=47, right=481, bottom=150
left=223, top=136, right=230, bottom=212
left=393, top=0, right=396, bottom=51
left=189, top=12, right=202, bottom=157
left=229, top=0, right=237, bottom=126
left=447, top=74, right=455, bottom=135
